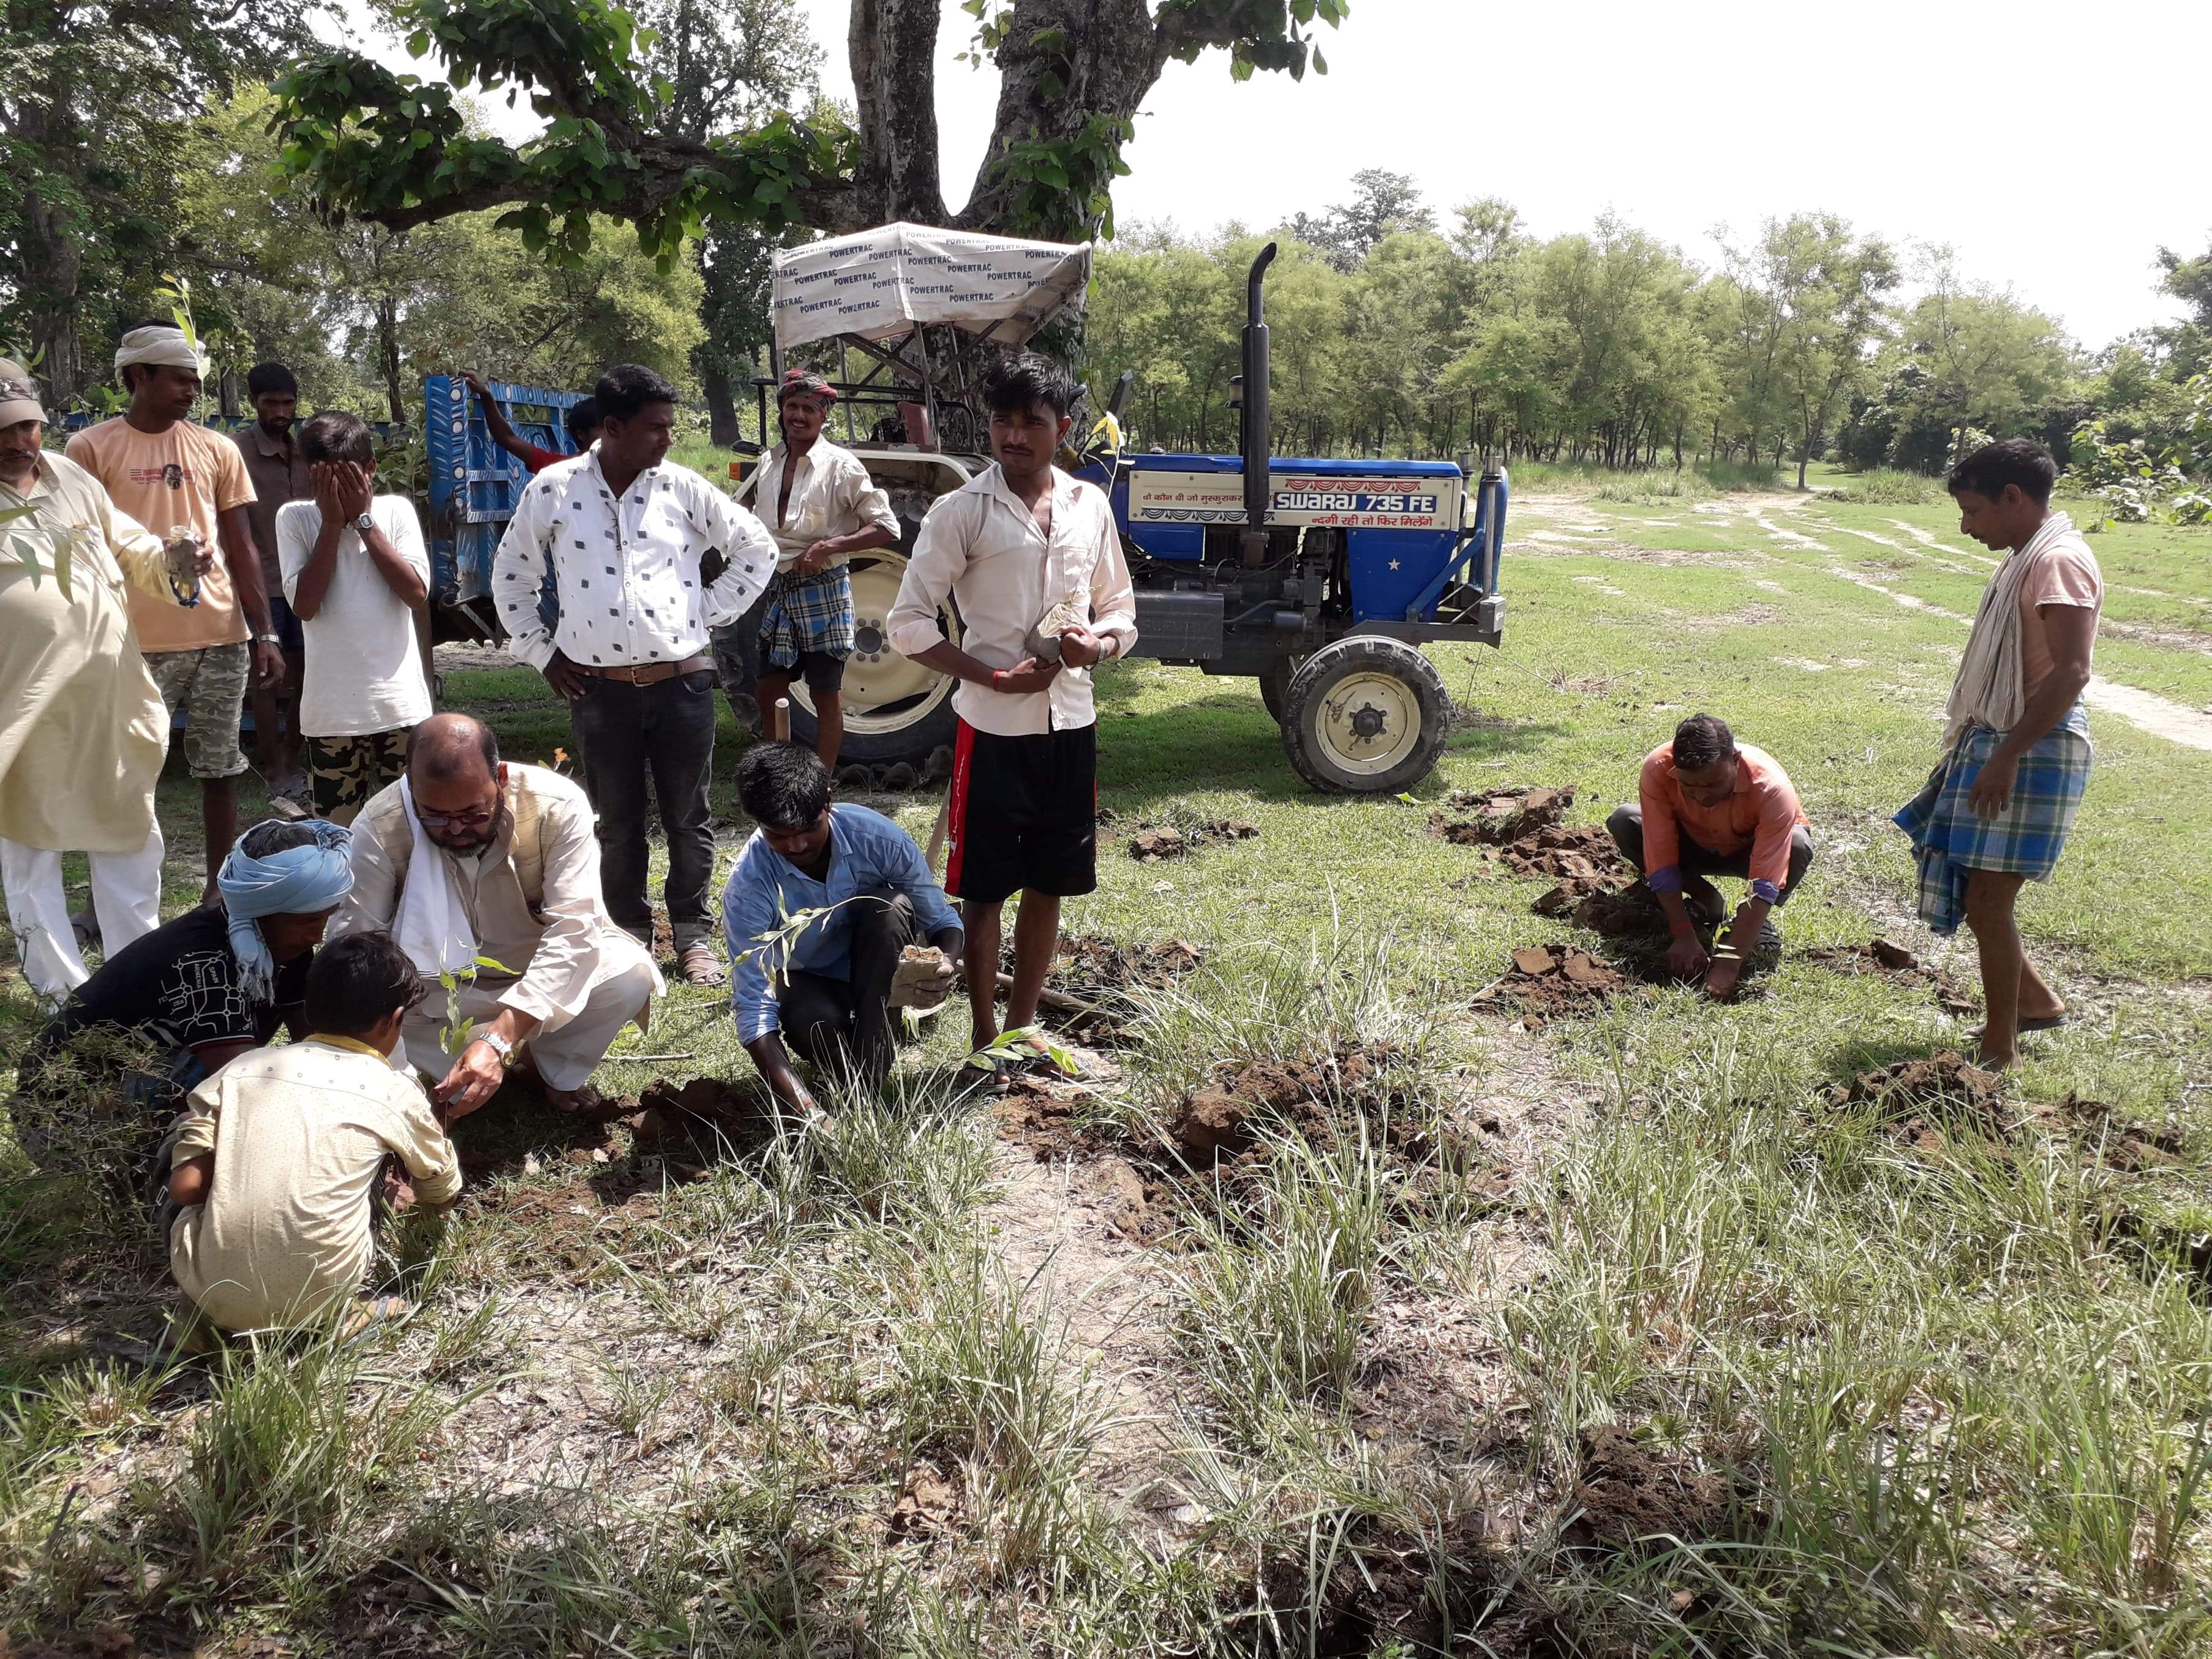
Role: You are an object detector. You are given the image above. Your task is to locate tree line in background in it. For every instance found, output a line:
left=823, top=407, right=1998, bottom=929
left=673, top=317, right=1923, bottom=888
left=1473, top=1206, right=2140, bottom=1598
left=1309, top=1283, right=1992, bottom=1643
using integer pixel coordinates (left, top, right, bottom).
left=4, top=0, right=2206, bottom=522
left=1086, top=170, right=2212, bottom=518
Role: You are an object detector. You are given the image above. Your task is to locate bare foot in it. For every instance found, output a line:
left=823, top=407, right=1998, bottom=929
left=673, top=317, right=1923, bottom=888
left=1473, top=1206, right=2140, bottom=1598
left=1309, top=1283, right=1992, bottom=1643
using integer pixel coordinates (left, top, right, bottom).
left=1976, top=1044, right=2018, bottom=1072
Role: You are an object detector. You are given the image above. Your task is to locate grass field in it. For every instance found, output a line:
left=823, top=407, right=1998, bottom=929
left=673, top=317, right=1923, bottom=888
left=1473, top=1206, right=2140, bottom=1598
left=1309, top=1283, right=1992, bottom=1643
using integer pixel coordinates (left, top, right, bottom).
left=4, top=470, right=2210, bottom=1655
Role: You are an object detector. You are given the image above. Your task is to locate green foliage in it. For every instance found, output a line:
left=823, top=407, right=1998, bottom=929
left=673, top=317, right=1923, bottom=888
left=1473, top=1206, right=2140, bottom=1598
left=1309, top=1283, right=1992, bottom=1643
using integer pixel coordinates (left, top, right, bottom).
left=1825, top=467, right=1943, bottom=505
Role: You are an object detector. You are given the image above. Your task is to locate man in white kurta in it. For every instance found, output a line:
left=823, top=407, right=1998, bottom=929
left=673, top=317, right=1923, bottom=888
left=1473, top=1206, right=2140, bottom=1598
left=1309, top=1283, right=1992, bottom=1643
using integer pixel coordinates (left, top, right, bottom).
left=0, top=362, right=205, bottom=998
left=331, top=713, right=661, bottom=1114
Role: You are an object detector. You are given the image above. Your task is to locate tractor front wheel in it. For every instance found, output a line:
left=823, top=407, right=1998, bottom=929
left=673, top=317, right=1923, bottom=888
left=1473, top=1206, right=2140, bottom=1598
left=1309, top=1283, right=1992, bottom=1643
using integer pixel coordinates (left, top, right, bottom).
left=1277, top=636, right=1451, bottom=794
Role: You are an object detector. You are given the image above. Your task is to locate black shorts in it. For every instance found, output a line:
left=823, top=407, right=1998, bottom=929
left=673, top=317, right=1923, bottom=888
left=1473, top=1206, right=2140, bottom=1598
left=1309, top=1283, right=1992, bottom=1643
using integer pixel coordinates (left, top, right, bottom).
left=944, top=720, right=1097, bottom=905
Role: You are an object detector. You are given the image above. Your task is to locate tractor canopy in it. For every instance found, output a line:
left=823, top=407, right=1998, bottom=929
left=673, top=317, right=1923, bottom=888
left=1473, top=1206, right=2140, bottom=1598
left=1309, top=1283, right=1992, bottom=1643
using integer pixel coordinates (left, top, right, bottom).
left=770, top=222, right=1093, bottom=354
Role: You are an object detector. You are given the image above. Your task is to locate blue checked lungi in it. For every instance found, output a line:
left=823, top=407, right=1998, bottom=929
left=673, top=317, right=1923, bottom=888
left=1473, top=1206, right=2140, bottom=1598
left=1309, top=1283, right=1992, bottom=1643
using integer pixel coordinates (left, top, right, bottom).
left=1893, top=704, right=2092, bottom=935
left=759, top=565, right=855, bottom=669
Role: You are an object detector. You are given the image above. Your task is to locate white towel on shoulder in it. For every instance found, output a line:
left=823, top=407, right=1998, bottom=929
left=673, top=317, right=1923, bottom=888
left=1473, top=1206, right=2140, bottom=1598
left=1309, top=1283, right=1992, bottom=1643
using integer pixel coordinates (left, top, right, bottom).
left=1939, top=511, right=2080, bottom=754
left=391, top=777, right=479, bottom=980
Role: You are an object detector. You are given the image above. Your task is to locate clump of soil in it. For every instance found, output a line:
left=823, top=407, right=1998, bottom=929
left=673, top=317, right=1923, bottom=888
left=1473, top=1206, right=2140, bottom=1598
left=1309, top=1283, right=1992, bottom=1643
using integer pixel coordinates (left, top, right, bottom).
left=1824, top=1051, right=2007, bottom=1138
left=1548, top=879, right=1669, bottom=933
left=1800, top=938, right=1979, bottom=1018
left=1240, top=1513, right=1494, bottom=1658
left=997, top=1044, right=1478, bottom=1245
left=887, top=1459, right=961, bottom=1541
left=1126, top=819, right=1258, bottom=861
left=1564, top=1424, right=1732, bottom=1553
left=1475, top=943, right=1629, bottom=1029
left=996, top=931, right=1205, bottom=1043
left=1431, top=783, right=1576, bottom=845
left=622, top=1074, right=783, bottom=1175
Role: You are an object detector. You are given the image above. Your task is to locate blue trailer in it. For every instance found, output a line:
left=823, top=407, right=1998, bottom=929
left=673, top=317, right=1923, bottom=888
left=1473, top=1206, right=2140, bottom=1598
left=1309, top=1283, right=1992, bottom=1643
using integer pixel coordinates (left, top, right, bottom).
left=421, top=374, right=588, bottom=630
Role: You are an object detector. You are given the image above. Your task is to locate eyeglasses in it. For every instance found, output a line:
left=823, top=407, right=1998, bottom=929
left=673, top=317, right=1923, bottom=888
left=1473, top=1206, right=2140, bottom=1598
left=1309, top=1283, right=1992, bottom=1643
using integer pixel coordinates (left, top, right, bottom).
left=415, top=803, right=498, bottom=831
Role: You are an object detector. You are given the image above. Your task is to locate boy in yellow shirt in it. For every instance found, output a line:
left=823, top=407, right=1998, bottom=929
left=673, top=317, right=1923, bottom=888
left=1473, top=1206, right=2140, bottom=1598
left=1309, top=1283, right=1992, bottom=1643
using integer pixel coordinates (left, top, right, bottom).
left=165, top=930, right=460, bottom=1335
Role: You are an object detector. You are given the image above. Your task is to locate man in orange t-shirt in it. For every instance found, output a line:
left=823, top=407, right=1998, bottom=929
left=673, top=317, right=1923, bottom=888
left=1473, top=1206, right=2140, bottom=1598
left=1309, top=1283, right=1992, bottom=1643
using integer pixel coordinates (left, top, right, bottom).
left=67, top=325, right=282, bottom=897
left=1607, top=713, right=1814, bottom=1001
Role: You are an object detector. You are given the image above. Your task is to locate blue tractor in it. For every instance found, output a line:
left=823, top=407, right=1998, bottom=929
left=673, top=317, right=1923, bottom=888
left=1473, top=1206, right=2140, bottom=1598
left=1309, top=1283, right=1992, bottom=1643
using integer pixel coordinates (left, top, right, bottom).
left=430, top=226, right=1508, bottom=794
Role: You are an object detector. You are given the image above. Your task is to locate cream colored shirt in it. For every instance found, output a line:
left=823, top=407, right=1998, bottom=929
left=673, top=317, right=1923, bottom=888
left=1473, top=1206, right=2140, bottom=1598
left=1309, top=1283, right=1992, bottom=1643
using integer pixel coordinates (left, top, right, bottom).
left=742, top=438, right=899, bottom=570
left=168, top=1036, right=461, bottom=1331
left=886, top=465, right=1138, bottom=735
left=0, top=452, right=177, bottom=851
left=332, top=763, right=657, bottom=1031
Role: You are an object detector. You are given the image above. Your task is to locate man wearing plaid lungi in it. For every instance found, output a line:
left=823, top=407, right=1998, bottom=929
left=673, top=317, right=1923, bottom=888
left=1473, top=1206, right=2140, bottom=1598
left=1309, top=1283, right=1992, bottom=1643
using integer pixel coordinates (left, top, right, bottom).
left=750, top=372, right=900, bottom=770
left=1895, top=439, right=2101, bottom=1070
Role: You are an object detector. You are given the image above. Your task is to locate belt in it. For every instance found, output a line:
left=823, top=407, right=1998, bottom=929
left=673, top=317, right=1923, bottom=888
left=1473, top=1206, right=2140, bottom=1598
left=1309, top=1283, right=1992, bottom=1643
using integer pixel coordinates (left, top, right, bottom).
left=573, top=653, right=715, bottom=686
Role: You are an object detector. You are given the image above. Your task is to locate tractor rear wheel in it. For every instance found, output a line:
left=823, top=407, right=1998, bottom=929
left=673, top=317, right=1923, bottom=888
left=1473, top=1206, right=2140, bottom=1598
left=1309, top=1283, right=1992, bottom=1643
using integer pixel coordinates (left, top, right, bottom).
left=784, top=549, right=961, bottom=766
left=1277, top=635, right=1451, bottom=794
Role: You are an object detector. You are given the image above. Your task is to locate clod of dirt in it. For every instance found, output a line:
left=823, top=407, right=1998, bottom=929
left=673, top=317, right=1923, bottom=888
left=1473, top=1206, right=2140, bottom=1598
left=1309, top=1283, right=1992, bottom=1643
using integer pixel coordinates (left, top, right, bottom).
left=878, top=761, right=919, bottom=792
left=1559, top=881, right=1671, bottom=935
left=1128, top=826, right=1187, bottom=862
left=1800, top=939, right=1979, bottom=1018
left=1434, top=783, right=1575, bottom=844
left=1824, top=1052, right=2012, bottom=1151
left=1565, top=1424, right=1732, bottom=1552
left=920, top=745, right=955, bottom=786
left=1477, top=942, right=1628, bottom=1029
left=1127, top=819, right=1257, bottom=861
left=1171, top=1085, right=1253, bottom=1162
left=998, top=932, right=1203, bottom=1044
left=2042, top=1093, right=2186, bottom=1172
left=835, top=762, right=873, bottom=792
left=625, top=1074, right=782, bottom=1172
left=887, top=1461, right=960, bottom=1541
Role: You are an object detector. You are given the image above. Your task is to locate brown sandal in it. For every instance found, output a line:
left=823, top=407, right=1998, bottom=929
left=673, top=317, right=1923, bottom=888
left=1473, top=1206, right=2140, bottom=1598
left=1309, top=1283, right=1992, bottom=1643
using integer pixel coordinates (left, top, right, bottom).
left=677, top=943, right=726, bottom=987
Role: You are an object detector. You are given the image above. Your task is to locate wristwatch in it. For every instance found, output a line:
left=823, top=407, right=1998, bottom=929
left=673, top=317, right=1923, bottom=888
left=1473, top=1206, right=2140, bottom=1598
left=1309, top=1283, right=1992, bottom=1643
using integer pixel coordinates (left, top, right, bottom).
left=353, top=511, right=376, bottom=536
left=254, top=632, right=281, bottom=646
left=475, top=1029, right=514, bottom=1064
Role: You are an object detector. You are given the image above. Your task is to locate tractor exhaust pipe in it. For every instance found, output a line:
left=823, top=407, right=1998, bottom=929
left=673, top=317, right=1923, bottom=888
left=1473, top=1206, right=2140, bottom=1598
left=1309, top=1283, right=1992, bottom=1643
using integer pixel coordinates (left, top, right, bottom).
left=1239, top=242, right=1277, bottom=569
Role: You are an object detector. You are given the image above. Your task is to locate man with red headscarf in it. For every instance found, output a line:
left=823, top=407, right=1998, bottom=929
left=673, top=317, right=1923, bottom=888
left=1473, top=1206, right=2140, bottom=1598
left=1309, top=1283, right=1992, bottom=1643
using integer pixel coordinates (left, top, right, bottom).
left=740, top=370, right=900, bottom=769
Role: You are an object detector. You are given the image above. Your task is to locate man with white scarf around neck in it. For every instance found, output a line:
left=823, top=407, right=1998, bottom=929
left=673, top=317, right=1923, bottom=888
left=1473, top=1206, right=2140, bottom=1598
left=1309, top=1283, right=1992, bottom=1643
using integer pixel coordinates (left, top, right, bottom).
left=1894, top=439, right=2101, bottom=1070
left=331, top=713, right=661, bottom=1117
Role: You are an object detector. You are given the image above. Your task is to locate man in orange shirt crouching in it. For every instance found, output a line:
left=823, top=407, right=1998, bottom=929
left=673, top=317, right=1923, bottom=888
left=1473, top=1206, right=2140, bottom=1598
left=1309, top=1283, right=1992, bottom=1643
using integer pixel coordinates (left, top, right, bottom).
left=1606, top=712, right=1814, bottom=1001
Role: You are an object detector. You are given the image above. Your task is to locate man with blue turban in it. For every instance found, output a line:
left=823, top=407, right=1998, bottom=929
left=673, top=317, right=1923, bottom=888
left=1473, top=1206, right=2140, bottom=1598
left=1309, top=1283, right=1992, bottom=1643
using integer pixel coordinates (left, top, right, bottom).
left=17, top=819, right=354, bottom=1132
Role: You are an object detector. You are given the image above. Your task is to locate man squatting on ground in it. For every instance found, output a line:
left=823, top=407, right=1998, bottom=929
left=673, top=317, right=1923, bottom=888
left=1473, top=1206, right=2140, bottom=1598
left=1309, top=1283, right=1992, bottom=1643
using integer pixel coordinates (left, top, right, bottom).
left=1895, top=439, right=2101, bottom=1070
left=723, top=743, right=962, bottom=1113
left=886, top=355, right=1138, bottom=1084
left=67, top=325, right=287, bottom=898
left=162, top=929, right=461, bottom=1337
left=492, top=364, right=776, bottom=987
left=228, top=362, right=314, bottom=814
left=333, top=713, right=662, bottom=1118
left=0, top=360, right=214, bottom=999
left=742, top=370, right=901, bottom=771
left=18, top=820, right=353, bottom=1130
left=1607, top=713, right=1815, bottom=1003
left=276, top=411, right=433, bottom=825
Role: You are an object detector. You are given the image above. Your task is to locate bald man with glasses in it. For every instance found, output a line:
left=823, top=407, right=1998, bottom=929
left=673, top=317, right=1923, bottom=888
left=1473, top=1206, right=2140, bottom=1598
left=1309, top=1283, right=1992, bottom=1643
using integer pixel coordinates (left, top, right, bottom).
left=330, top=713, right=661, bottom=1116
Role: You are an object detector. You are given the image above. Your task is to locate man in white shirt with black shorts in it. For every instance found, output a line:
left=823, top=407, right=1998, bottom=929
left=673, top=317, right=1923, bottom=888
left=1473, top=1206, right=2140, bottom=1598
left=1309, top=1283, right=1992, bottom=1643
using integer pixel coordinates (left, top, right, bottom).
left=887, top=355, right=1137, bottom=1086
left=493, top=364, right=775, bottom=985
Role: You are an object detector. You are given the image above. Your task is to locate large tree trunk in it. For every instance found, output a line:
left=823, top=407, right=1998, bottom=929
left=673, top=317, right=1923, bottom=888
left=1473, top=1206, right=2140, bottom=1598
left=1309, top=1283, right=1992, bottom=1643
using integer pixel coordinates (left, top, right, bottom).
left=850, top=0, right=949, bottom=225
left=702, top=357, right=743, bottom=447
left=956, top=0, right=1165, bottom=236
left=377, top=292, right=406, bottom=424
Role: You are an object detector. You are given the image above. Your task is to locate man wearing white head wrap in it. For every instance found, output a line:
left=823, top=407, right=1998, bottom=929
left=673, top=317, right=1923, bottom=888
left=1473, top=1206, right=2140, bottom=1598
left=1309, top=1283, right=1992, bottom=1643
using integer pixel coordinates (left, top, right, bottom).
left=68, top=323, right=282, bottom=900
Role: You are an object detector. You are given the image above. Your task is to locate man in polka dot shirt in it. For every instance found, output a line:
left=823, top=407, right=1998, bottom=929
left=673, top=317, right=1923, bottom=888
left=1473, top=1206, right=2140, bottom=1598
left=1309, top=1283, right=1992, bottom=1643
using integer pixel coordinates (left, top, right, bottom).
left=493, top=364, right=776, bottom=985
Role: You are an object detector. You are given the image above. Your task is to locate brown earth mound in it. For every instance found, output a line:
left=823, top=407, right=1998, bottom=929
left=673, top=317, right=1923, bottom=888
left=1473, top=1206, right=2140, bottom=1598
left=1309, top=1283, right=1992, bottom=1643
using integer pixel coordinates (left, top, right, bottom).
left=622, top=1075, right=783, bottom=1175
left=1565, top=1424, right=1732, bottom=1552
left=1127, top=819, right=1259, bottom=861
left=1475, top=943, right=1629, bottom=1029
left=1432, top=783, right=1575, bottom=843
left=1800, top=938, right=1979, bottom=1018
left=1825, top=1051, right=2006, bottom=1133
left=994, top=932, right=1205, bottom=1044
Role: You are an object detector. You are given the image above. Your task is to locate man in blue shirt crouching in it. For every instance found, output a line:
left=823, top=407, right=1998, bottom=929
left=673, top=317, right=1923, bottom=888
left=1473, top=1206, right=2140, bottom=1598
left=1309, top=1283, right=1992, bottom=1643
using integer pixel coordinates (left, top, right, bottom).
left=723, top=742, right=963, bottom=1113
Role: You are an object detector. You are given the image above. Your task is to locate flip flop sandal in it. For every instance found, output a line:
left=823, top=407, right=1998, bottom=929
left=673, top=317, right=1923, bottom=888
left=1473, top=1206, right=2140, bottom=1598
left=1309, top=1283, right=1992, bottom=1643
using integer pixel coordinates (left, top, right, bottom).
left=954, top=1049, right=1014, bottom=1099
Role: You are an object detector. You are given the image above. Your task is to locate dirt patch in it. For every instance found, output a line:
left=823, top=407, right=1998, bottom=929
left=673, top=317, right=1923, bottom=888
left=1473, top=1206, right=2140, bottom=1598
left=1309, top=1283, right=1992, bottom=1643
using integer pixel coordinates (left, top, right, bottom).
left=1427, top=783, right=1575, bottom=846
left=1824, top=1051, right=2008, bottom=1142
left=886, top=1459, right=962, bottom=1541
left=996, top=1045, right=1481, bottom=1245
left=1800, top=938, right=1979, bottom=1018
left=1241, top=1514, right=1496, bottom=1658
left=997, top=932, right=1205, bottom=1044
left=1565, top=1424, right=1732, bottom=1552
left=1126, top=819, right=1258, bottom=862
left=621, top=1075, right=783, bottom=1176
left=1475, top=944, right=1629, bottom=1029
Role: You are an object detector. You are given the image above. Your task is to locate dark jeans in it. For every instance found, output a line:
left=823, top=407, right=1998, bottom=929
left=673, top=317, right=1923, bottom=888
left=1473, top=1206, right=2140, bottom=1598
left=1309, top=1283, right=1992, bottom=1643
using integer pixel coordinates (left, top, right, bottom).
left=776, top=889, right=919, bottom=1089
left=1606, top=803, right=1815, bottom=907
left=710, top=591, right=772, bottom=734
left=570, top=669, right=720, bottom=951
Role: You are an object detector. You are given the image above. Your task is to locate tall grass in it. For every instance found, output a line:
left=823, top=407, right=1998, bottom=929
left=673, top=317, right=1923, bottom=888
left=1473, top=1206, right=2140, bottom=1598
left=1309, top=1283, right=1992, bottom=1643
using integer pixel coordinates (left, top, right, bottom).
left=1826, top=467, right=1943, bottom=505
left=1510, top=457, right=1781, bottom=495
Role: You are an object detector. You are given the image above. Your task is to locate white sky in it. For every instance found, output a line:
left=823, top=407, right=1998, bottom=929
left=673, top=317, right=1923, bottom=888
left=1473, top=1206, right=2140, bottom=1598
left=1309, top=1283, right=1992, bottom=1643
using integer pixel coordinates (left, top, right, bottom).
left=389, top=0, right=2210, bottom=349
